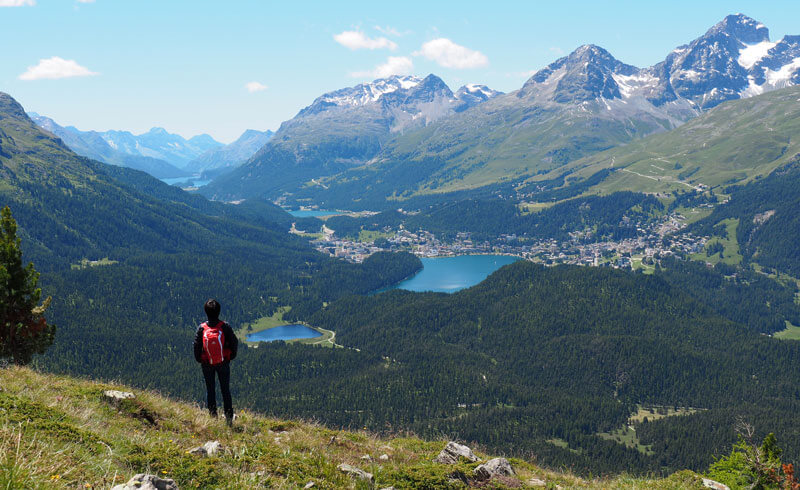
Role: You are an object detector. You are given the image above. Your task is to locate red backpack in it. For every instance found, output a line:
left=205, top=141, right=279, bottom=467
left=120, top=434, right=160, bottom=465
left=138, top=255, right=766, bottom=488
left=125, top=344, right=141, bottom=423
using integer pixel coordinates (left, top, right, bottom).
left=202, top=321, right=226, bottom=365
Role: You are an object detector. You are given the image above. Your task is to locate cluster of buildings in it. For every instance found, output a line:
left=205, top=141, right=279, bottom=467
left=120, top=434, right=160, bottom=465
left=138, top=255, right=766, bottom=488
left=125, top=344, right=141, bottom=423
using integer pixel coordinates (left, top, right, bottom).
left=308, top=211, right=708, bottom=270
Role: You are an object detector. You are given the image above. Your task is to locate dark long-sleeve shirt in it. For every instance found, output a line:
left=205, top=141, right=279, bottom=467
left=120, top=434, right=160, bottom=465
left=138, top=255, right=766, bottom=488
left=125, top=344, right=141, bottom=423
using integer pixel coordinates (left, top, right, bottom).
left=193, top=320, right=238, bottom=364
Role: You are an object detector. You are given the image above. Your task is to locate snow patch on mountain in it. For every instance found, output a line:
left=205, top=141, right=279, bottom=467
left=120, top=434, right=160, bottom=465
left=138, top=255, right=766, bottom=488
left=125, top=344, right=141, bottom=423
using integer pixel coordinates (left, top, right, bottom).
left=316, top=75, right=423, bottom=108
left=611, top=73, right=660, bottom=98
left=738, top=40, right=777, bottom=69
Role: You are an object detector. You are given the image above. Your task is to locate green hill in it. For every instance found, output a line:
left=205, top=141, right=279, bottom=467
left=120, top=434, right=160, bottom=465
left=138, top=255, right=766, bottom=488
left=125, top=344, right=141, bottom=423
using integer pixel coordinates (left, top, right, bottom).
left=543, top=86, right=800, bottom=197
left=0, top=366, right=710, bottom=489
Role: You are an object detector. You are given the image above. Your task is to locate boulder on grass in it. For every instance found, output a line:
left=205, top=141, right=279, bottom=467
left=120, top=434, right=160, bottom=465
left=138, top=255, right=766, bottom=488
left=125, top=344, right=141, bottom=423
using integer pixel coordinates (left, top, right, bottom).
left=474, top=458, right=515, bottom=481
left=433, top=441, right=479, bottom=464
left=111, top=473, right=178, bottom=490
left=189, top=440, right=224, bottom=457
left=337, top=463, right=374, bottom=483
left=103, top=390, right=135, bottom=408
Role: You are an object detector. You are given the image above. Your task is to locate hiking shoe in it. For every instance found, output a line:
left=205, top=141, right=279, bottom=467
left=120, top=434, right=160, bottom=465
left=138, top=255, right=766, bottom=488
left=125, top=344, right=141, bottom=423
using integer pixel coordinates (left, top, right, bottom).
left=225, top=415, right=234, bottom=427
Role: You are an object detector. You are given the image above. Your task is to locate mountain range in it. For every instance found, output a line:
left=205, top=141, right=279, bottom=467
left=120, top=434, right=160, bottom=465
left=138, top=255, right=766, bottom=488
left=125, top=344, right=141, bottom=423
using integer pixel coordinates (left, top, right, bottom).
left=28, top=113, right=188, bottom=179
left=203, top=74, right=503, bottom=200
left=28, top=113, right=224, bottom=177
left=99, top=127, right=221, bottom=168
left=203, top=14, right=800, bottom=207
left=184, top=128, right=274, bottom=177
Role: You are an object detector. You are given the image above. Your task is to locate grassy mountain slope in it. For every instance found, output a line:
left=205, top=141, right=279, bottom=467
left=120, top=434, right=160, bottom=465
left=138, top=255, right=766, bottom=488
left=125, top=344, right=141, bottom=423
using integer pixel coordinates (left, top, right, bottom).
left=0, top=366, right=710, bottom=489
left=292, top=93, right=683, bottom=209
left=544, top=86, right=800, bottom=196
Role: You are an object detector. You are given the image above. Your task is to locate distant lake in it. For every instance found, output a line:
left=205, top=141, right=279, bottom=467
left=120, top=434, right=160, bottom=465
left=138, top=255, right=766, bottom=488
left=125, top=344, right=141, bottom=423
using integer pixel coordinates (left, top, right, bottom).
left=160, top=176, right=211, bottom=188
left=387, top=255, right=520, bottom=293
left=286, top=209, right=338, bottom=218
left=246, top=324, right=322, bottom=342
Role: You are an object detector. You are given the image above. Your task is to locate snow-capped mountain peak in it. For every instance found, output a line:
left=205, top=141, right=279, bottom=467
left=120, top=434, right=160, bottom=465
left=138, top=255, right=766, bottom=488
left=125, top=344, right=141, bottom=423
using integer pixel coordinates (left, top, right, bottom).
left=301, top=75, right=423, bottom=114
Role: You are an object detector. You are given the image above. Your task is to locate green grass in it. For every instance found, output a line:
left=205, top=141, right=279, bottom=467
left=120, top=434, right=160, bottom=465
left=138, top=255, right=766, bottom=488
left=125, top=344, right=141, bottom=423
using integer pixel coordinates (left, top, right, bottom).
left=0, top=366, right=711, bottom=489
left=691, top=218, right=742, bottom=265
left=357, top=229, right=391, bottom=243
left=598, top=426, right=654, bottom=456
left=630, top=255, right=656, bottom=274
left=598, top=406, right=700, bottom=456
left=774, top=322, right=800, bottom=340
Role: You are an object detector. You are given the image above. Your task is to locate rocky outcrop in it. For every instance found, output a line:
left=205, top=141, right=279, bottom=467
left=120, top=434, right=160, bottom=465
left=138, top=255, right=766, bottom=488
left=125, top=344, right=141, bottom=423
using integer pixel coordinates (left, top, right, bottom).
left=474, top=457, right=515, bottom=481
left=188, top=440, right=223, bottom=457
left=337, top=463, right=374, bottom=483
left=110, top=473, right=178, bottom=490
left=433, top=441, right=479, bottom=464
left=702, top=478, right=730, bottom=490
left=103, top=390, right=135, bottom=407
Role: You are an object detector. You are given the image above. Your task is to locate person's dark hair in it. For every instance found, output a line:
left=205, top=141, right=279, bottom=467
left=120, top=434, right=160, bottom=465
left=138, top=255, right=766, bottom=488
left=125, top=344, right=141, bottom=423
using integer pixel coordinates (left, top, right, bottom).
left=204, top=299, right=221, bottom=319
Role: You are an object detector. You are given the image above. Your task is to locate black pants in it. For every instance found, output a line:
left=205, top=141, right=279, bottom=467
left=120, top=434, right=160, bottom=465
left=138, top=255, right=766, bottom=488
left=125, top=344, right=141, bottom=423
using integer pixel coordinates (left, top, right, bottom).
left=201, top=362, right=232, bottom=418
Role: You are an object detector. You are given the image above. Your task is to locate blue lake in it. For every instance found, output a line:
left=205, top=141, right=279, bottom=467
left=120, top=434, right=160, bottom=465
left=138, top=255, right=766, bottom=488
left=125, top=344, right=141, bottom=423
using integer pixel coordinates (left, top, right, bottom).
left=387, top=255, right=520, bottom=293
left=160, top=176, right=211, bottom=188
left=286, top=209, right=338, bottom=218
left=246, top=324, right=322, bottom=342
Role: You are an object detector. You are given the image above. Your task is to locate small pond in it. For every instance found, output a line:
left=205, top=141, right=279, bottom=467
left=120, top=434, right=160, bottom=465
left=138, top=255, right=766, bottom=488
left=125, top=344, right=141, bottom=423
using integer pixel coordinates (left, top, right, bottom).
left=246, top=324, right=322, bottom=342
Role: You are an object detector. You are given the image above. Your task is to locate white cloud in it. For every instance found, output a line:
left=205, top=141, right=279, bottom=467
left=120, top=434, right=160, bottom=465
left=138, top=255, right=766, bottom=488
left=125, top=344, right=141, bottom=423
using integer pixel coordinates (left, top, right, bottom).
left=245, top=81, right=268, bottom=93
left=350, top=56, right=413, bottom=79
left=414, top=38, right=488, bottom=69
left=334, top=30, right=397, bottom=51
left=0, top=0, right=35, bottom=6
left=19, top=57, right=98, bottom=80
left=77, top=0, right=95, bottom=3
left=374, top=25, right=409, bottom=37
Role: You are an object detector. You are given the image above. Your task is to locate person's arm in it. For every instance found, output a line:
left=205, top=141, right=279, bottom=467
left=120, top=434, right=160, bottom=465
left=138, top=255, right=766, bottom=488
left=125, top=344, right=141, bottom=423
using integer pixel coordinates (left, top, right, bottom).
left=193, top=326, right=204, bottom=363
left=224, top=323, right=238, bottom=361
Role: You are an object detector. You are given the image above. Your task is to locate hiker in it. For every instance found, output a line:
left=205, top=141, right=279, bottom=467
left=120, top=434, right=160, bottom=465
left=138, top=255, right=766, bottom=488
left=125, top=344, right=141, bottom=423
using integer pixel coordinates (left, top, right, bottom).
left=193, top=299, right=238, bottom=426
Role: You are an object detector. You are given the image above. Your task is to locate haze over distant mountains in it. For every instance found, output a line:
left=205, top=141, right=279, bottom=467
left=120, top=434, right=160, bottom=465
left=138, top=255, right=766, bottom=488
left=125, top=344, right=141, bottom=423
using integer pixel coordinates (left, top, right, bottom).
left=204, top=14, right=800, bottom=206
left=183, top=129, right=274, bottom=177
left=28, top=114, right=274, bottom=181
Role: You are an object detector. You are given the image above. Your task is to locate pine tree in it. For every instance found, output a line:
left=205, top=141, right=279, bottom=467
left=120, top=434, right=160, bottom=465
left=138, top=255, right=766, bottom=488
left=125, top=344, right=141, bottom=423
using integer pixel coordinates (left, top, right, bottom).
left=0, top=206, right=55, bottom=365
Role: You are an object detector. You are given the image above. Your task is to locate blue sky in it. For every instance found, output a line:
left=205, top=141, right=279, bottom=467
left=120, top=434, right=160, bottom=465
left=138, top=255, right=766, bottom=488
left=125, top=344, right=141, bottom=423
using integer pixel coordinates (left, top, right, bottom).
left=2, top=0, right=799, bottom=142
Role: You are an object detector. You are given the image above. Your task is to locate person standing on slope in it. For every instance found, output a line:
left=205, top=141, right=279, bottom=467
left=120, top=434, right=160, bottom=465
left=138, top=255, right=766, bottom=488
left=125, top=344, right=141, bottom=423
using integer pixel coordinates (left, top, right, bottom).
left=193, top=299, right=238, bottom=426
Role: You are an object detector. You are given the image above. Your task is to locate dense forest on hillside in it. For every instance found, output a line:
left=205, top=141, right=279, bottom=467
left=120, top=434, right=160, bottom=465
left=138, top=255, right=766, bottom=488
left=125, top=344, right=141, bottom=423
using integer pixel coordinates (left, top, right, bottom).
left=325, top=192, right=663, bottom=242
left=36, top=259, right=800, bottom=476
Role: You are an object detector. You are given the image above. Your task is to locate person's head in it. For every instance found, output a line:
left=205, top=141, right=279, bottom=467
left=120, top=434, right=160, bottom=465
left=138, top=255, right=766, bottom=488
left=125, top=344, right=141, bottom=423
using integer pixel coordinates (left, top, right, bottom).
left=204, top=299, right=221, bottom=320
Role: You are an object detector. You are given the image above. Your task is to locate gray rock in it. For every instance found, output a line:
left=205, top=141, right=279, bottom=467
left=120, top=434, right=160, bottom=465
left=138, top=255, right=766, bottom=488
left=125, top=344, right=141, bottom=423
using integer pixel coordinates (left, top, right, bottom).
left=188, top=440, right=223, bottom=457
left=103, top=390, right=135, bottom=407
left=474, top=457, right=515, bottom=481
left=303, top=482, right=315, bottom=489
left=360, top=454, right=372, bottom=462
left=337, top=463, right=374, bottom=483
left=433, top=441, right=479, bottom=464
left=702, top=478, right=730, bottom=490
left=527, top=478, right=547, bottom=487
left=111, top=473, right=178, bottom=490
left=379, top=453, right=389, bottom=461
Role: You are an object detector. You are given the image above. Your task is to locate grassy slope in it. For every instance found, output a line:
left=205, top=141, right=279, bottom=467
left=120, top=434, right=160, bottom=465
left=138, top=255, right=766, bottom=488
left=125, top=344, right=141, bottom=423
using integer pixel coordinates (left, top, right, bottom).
left=0, top=366, right=708, bottom=489
left=548, top=86, right=800, bottom=196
